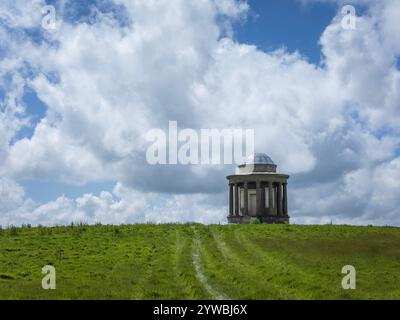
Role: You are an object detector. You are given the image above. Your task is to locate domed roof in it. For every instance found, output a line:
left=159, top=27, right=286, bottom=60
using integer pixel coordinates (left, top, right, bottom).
left=245, top=153, right=275, bottom=165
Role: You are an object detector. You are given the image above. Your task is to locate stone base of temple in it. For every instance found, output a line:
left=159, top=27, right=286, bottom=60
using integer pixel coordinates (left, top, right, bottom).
left=227, top=215, right=289, bottom=224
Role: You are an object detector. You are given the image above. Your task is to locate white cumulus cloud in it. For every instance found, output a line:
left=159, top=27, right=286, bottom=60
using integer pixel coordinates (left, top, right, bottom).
left=0, top=0, right=399, bottom=226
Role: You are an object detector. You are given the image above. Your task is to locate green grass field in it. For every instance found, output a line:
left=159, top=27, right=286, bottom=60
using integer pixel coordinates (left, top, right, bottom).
left=1, top=223, right=400, bottom=299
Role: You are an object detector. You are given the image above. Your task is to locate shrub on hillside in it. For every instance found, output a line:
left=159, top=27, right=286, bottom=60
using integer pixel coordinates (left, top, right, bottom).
left=249, top=217, right=261, bottom=224
left=9, top=225, right=18, bottom=236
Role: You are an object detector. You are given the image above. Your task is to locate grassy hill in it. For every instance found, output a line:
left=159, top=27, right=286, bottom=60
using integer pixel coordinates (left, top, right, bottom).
left=1, top=223, right=400, bottom=299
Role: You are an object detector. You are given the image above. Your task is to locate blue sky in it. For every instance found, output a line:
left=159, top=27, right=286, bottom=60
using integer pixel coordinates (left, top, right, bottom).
left=1, top=0, right=400, bottom=226
left=236, top=0, right=337, bottom=64
left=19, top=0, right=341, bottom=204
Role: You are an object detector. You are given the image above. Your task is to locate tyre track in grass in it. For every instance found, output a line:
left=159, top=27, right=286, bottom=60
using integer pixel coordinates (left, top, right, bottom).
left=210, top=226, right=291, bottom=299
left=173, top=227, right=203, bottom=299
left=191, top=226, right=230, bottom=300
left=232, top=227, right=323, bottom=299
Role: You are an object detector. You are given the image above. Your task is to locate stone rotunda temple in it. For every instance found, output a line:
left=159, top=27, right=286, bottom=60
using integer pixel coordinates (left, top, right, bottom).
left=227, top=153, right=289, bottom=224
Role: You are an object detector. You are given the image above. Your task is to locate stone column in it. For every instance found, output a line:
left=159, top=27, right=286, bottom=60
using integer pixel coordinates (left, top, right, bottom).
left=260, top=182, right=265, bottom=216
left=243, top=181, right=249, bottom=216
left=277, top=182, right=282, bottom=216
left=256, top=180, right=262, bottom=216
left=234, top=183, right=239, bottom=216
left=268, top=181, right=274, bottom=215
left=229, top=183, right=233, bottom=216
left=283, top=182, right=288, bottom=216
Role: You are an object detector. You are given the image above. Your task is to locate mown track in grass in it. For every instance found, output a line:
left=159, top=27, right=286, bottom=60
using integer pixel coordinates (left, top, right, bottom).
left=1, top=223, right=400, bottom=299
left=191, top=225, right=229, bottom=300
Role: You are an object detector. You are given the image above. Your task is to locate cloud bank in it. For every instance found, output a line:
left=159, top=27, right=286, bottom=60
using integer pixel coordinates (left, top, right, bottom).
left=0, top=0, right=399, bottom=226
